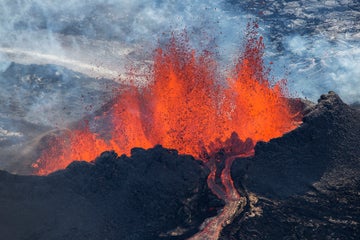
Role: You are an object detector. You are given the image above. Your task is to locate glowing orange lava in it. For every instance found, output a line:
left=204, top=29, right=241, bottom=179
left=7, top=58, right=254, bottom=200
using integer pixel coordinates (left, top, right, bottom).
left=33, top=25, right=298, bottom=175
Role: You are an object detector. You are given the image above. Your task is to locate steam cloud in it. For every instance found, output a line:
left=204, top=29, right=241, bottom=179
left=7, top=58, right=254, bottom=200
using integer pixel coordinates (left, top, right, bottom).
left=0, top=0, right=359, bottom=130
left=0, top=0, right=248, bottom=128
left=274, top=35, right=360, bottom=104
left=0, top=0, right=248, bottom=77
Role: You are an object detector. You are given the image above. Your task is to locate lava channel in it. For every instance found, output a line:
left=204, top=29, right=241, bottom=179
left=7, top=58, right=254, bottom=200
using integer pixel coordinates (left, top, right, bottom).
left=189, top=133, right=255, bottom=240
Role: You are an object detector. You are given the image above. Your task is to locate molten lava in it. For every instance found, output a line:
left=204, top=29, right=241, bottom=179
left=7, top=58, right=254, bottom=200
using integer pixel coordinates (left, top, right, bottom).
left=33, top=24, right=300, bottom=239
left=34, top=25, right=297, bottom=175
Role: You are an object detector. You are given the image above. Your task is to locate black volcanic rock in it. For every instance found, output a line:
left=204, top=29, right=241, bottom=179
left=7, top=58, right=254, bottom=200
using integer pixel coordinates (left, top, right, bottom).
left=226, top=92, right=360, bottom=239
left=1, top=91, right=359, bottom=240
left=0, top=146, right=222, bottom=240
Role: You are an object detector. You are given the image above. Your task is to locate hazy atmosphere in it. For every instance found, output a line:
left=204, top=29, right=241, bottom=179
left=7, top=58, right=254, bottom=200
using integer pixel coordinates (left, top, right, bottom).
left=1, top=0, right=359, bottom=102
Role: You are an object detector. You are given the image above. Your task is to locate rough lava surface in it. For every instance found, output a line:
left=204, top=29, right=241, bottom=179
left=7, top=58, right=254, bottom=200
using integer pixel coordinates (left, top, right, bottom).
left=0, top=92, right=359, bottom=240
left=227, top=91, right=360, bottom=239
left=0, top=146, right=222, bottom=240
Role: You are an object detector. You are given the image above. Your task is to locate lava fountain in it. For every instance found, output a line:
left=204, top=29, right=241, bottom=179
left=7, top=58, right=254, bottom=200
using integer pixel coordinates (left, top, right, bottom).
left=33, top=24, right=299, bottom=239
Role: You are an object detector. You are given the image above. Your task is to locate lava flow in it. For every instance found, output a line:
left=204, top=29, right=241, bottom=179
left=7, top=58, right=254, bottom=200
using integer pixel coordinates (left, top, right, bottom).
left=33, top=24, right=299, bottom=239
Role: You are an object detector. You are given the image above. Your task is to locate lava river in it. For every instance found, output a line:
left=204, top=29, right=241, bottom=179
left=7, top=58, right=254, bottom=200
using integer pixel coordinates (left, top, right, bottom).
left=33, top=24, right=299, bottom=239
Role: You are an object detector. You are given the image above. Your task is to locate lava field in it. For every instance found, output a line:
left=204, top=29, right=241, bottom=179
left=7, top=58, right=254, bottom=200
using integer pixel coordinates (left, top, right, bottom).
left=0, top=91, right=358, bottom=240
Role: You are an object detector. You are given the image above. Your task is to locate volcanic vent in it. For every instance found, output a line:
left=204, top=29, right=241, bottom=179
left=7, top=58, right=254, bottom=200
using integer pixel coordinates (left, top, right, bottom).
left=27, top=24, right=302, bottom=239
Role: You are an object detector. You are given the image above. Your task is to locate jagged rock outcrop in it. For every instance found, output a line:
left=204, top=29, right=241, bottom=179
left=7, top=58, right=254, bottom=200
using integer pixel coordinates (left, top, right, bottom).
left=226, top=92, right=360, bottom=239
left=1, top=92, right=359, bottom=240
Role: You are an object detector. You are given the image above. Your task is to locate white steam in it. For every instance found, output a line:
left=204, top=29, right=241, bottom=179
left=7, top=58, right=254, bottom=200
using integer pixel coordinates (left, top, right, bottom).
left=274, top=34, right=360, bottom=103
left=0, top=0, right=359, bottom=110
left=0, top=0, right=249, bottom=128
left=0, top=0, right=248, bottom=81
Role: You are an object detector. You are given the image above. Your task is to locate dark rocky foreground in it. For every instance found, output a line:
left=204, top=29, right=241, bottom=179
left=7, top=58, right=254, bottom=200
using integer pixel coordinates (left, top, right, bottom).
left=226, top=92, right=360, bottom=239
left=0, top=91, right=359, bottom=239
left=0, top=147, right=222, bottom=240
